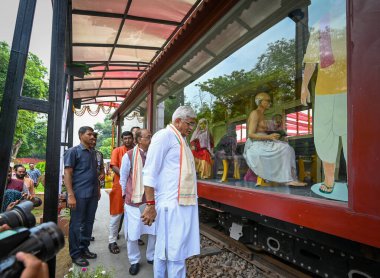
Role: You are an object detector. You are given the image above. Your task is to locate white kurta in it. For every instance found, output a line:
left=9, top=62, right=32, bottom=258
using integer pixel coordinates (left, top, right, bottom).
left=120, top=151, right=156, bottom=239
left=143, top=127, right=200, bottom=261
left=120, top=152, right=132, bottom=197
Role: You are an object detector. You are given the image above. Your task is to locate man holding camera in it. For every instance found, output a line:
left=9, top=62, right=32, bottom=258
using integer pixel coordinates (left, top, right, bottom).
left=0, top=200, right=65, bottom=277
left=64, top=126, right=100, bottom=267
left=1, top=222, right=49, bottom=278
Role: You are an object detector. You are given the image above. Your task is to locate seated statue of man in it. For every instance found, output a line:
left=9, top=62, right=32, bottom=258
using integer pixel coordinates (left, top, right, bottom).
left=243, top=92, right=306, bottom=186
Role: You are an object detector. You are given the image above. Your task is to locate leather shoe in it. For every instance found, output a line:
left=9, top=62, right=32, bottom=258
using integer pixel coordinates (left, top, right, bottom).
left=72, top=257, right=89, bottom=267
left=82, top=250, right=97, bottom=259
left=129, top=263, right=140, bottom=275
left=147, top=260, right=154, bottom=265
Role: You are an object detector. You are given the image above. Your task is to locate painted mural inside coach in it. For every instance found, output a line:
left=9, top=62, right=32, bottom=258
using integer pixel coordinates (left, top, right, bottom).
left=153, top=0, right=347, bottom=202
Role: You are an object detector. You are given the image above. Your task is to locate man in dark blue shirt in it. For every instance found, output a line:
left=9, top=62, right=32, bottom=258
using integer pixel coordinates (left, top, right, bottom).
left=27, top=163, right=41, bottom=188
left=64, top=126, right=100, bottom=267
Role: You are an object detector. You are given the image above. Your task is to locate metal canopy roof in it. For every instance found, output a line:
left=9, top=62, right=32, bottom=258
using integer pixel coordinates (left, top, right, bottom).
left=70, top=0, right=200, bottom=105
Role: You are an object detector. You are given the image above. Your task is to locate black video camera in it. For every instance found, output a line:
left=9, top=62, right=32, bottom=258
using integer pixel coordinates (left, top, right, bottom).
left=0, top=201, right=65, bottom=277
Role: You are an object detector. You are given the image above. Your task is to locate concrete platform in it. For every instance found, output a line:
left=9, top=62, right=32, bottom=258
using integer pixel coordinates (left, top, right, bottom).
left=72, top=189, right=154, bottom=277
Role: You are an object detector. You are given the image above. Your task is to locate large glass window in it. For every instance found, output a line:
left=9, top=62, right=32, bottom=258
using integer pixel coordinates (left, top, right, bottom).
left=286, top=108, right=313, bottom=136
left=154, top=0, right=347, bottom=202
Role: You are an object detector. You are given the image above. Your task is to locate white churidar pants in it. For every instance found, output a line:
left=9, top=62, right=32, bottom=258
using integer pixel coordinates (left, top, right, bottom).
left=154, top=258, right=186, bottom=278
left=127, top=235, right=156, bottom=264
left=108, top=213, right=122, bottom=243
left=124, top=204, right=156, bottom=264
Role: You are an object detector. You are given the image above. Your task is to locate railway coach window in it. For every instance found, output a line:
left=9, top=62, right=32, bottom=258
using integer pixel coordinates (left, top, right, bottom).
left=154, top=0, right=347, bottom=202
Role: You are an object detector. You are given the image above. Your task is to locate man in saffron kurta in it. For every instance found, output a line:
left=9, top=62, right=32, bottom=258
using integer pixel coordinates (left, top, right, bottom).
left=142, top=106, right=200, bottom=278
left=108, top=131, right=134, bottom=254
left=120, top=129, right=156, bottom=276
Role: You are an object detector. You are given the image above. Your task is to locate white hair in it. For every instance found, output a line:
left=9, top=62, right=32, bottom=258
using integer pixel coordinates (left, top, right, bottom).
left=172, top=106, right=196, bottom=122
left=255, top=92, right=270, bottom=106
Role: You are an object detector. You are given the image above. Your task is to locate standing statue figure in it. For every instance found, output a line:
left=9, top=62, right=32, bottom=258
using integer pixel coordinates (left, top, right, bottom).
left=190, top=118, right=214, bottom=179
left=301, top=0, right=347, bottom=193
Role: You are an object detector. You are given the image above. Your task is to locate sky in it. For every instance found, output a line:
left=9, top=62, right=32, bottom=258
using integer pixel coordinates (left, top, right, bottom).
left=184, top=16, right=295, bottom=107
left=0, top=0, right=52, bottom=70
left=1, top=0, right=109, bottom=146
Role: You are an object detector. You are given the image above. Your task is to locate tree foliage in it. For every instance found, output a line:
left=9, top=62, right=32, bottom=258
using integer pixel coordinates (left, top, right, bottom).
left=194, top=38, right=296, bottom=124
left=0, top=41, right=49, bottom=159
left=94, top=115, right=113, bottom=159
left=18, top=114, right=48, bottom=158
left=99, top=137, right=112, bottom=159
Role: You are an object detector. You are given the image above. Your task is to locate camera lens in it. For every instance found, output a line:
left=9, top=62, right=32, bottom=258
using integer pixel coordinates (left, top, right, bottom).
left=0, top=201, right=35, bottom=228
left=10, top=222, right=65, bottom=261
left=31, top=197, right=42, bottom=208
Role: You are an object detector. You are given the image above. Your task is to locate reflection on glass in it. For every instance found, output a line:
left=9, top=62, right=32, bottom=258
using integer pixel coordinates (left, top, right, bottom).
left=236, top=124, right=247, bottom=143
left=286, top=109, right=313, bottom=136
left=154, top=0, right=348, bottom=202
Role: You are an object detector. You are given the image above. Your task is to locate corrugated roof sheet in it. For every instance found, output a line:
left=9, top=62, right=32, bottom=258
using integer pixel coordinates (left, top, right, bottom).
left=69, top=0, right=201, bottom=105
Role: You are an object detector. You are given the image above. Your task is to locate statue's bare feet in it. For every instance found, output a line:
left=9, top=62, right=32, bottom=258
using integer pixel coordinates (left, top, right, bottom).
left=285, top=181, right=307, bottom=187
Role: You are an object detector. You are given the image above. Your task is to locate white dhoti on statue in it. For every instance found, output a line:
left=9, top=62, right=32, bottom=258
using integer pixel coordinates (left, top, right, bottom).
left=244, top=138, right=297, bottom=183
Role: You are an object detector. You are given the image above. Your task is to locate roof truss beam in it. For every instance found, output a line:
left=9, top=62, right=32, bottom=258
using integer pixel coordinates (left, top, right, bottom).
left=72, top=60, right=150, bottom=65
left=72, top=9, right=181, bottom=26
left=74, top=87, right=130, bottom=92
left=89, top=69, right=144, bottom=72
left=74, top=77, right=137, bottom=81
left=74, top=92, right=126, bottom=98
left=72, top=43, right=161, bottom=51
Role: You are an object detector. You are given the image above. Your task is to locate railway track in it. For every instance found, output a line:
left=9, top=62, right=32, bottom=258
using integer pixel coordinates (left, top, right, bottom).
left=200, top=223, right=311, bottom=278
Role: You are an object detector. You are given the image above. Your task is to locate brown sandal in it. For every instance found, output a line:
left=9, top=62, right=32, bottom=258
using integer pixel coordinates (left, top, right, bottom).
left=108, top=242, right=120, bottom=254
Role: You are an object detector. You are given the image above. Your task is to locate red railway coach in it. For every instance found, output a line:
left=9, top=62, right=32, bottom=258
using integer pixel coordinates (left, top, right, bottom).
left=111, top=0, right=380, bottom=277
left=0, top=0, right=378, bottom=276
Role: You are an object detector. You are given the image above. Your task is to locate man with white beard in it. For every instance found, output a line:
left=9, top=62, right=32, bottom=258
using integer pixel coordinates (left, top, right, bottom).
left=141, top=106, right=200, bottom=278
